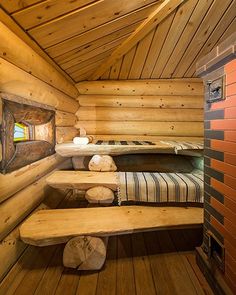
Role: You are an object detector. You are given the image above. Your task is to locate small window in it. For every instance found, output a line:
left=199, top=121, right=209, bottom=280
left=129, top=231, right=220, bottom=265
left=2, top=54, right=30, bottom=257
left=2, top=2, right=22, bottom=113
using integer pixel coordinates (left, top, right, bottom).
left=14, top=122, right=29, bottom=142
left=0, top=93, right=55, bottom=174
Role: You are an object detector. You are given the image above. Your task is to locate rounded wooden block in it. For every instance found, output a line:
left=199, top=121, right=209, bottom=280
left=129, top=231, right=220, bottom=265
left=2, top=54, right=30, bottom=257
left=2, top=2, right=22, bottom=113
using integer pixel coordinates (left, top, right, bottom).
left=85, top=186, right=114, bottom=204
left=63, top=236, right=107, bottom=270
left=88, top=155, right=117, bottom=172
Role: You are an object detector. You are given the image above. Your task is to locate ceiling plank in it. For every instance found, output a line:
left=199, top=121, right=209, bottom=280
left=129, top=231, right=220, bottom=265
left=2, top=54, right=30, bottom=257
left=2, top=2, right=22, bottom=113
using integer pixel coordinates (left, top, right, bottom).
left=185, top=0, right=236, bottom=77
left=56, top=22, right=140, bottom=67
left=0, top=0, right=41, bottom=14
left=141, top=11, right=175, bottom=78
left=151, top=0, right=198, bottom=78
left=12, top=0, right=97, bottom=29
left=90, top=0, right=187, bottom=80
left=46, top=2, right=159, bottom=58
left=28, top=0, right=158, bottom=48
left=173, top=0, right=233, bottom=77
left=159, top=0, right=214, bottom=78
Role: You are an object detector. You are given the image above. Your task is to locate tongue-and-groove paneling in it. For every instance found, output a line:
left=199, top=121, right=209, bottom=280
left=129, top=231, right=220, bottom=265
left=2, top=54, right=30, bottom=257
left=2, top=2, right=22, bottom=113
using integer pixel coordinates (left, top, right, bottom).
left=1, top=0, right=235, bottom=82
left=101, top=0, right=236, bottom=81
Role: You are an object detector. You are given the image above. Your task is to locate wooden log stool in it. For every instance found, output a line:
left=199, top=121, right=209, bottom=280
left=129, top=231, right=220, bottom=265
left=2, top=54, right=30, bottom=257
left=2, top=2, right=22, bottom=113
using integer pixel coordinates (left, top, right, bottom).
left=63, top=236, right=108, bottom=270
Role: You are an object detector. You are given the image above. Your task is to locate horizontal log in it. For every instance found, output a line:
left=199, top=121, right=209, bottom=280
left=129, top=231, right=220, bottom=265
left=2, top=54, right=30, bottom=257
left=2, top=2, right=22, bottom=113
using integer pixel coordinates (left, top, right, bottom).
left=0, top=154, right=65, bottom=204
left=78, top=95, right=204, bottom=108
left=75, top=121, right=204, bottom=136
left=0, top=58, right=79, bottom=113
left=0, top=187, right=70, bottom=282
left=0, top=22, right=78, bottom=98
left=56, top=110, right=77, bottom=126
left=76, top=79, right=203, bottom=96
left=56, top=127, right=79, bottom=143
left=76, top=107, right=203, bottom=122
left=0, top=159, right=71, bottom=241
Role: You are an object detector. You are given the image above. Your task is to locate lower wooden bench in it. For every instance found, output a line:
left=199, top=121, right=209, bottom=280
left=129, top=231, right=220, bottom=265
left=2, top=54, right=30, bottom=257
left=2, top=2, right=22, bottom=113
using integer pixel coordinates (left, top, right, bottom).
left=20, top=206, right=203, bottom=247
left=20, top=205, right=203, bottom=270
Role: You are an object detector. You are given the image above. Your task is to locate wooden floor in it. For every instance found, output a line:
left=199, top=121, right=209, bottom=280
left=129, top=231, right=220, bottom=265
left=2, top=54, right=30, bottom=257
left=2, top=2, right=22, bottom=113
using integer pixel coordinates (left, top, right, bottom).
left=0, top=193, right=213, bottom=295
left=0, top=227, right=214, bottom=295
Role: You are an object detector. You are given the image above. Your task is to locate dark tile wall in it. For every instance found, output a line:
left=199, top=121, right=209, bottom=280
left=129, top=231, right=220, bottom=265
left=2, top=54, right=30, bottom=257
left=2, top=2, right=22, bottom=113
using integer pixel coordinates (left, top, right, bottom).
left=203, top=59, right=236, bottom=293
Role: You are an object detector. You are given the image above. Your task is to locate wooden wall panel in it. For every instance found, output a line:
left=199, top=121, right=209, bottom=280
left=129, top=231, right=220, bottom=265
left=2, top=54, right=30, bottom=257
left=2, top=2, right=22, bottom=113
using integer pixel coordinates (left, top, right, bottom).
left=46, top=3, right=157, bottom=58
left=28, top=0, right=158, bottom=48
left=1, top=0, right=233, bottom=82
left=76, top=79, right=204, bottom=139
left=98, top=0, right=235, bottom=82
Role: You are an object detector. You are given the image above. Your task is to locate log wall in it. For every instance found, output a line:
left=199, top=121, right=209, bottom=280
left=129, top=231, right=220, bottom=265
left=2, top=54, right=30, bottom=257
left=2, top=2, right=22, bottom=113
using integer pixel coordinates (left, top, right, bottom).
left=0, top=22, right=79, bottom=144
left=76, top=79, right=204, bottom=140
left=0, top=22, right=77, bottom=282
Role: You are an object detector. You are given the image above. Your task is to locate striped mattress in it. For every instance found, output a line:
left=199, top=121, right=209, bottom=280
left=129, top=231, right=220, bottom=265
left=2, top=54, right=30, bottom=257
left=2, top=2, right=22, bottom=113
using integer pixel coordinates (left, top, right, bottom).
left=95, top=140, right=155, bottom=145
left=117, top=171, right=203, bottom=205
left=160, top=141, right=203, bottom=154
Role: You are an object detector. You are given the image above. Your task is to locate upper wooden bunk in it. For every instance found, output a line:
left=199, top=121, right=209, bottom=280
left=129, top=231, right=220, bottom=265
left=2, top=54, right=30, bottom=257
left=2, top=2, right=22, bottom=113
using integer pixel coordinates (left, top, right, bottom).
left=55, top=138, right=204, bottom=157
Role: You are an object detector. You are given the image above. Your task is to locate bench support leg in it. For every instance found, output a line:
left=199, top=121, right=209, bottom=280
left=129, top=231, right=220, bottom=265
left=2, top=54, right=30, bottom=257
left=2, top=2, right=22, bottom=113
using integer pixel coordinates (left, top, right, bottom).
left=85, top=186, right=114, bottom=205
left=63, top=235, right=108, bottom=270
left=88, top=155, right=117, bottom=172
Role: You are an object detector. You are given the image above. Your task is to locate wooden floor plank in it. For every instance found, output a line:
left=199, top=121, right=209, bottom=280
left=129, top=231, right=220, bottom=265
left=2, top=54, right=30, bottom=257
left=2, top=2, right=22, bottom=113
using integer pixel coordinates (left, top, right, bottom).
left=0, top=246, right=35, bottom=295
left=182, top=230, right=214, bottom=295
left=116, top=235, right=136, bottom=295
left=156, top=231, right=198, bottom=295
left=55, top=268, right=80, bottom=295
left=169, top=230, right=205, bottom=295
left=132, top=233, right=156, bottom=295
left=8, top=246, right=57, bottom=295
left=144, top=231, right=177, bottom=295
left=96, top=236, right=117, bottom=295
left=75, top=271, right=98, bottom=295
left=34, top=245, right=64, bottom=295
left=0, top=228, right=214, bottom=295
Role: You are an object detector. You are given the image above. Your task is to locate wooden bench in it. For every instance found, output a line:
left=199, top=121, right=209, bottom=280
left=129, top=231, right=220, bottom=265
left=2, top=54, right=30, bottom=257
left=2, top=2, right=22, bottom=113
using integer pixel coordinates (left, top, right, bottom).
left=20, top=206, right=203, bottom=247
left=55, top=141, right=174, bottom=157
left=46, top=171, right=118, bottom=190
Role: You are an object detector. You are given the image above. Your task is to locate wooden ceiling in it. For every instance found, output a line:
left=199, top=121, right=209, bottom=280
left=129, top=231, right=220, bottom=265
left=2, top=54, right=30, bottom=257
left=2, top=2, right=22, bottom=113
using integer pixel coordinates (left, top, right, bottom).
left=0, top=0, right=235, bottom=83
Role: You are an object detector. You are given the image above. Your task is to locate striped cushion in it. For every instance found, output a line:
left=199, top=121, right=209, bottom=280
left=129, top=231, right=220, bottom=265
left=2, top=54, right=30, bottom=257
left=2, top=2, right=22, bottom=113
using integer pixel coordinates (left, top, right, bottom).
left=95, top=140, right=155, bottom=145
left=117, top=172, right=203, bottom=205
left=160, top=141, right=203, bottom=153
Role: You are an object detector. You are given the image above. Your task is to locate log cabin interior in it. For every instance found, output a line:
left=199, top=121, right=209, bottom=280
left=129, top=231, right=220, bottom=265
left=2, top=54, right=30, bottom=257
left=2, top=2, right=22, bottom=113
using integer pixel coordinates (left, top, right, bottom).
left=0, top=0, right=235, bottom=294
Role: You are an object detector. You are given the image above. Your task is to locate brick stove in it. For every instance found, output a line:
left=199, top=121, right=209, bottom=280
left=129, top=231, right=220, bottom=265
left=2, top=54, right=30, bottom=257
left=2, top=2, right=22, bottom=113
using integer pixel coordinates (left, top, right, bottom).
left=196, top=33, right=236, bottom=295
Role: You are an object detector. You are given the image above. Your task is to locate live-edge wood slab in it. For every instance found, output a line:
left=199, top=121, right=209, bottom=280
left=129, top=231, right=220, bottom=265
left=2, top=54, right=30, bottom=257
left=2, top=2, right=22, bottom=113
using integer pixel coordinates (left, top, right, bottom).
left=46, top=171, right=118, bottom=190
left=55, top=142, right=174, bottom=156
left=20, top=206, right=203, bottom=246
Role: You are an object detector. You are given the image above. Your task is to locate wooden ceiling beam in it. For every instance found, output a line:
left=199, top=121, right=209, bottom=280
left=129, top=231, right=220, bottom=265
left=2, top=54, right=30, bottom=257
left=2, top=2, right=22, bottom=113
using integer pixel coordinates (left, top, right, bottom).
left=89, top=0, right=187, bottom=80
